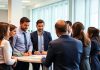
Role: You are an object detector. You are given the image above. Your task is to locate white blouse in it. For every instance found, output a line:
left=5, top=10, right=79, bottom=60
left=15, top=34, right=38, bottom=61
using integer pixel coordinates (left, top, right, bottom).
left=0, top=39, right=15, bottom=65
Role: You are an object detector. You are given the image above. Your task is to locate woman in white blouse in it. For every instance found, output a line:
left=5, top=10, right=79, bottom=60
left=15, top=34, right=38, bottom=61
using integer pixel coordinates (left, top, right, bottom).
left=0, top=22, right=17, bottom=70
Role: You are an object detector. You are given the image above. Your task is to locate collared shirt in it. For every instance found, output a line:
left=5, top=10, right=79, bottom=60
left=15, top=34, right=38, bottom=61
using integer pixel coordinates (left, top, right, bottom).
left=37, top=31, right=44, bottom=51
left=13, top=28, right=33, bottom=53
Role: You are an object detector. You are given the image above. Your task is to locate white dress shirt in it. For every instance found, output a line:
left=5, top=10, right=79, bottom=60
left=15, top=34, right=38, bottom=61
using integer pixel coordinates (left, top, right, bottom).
left=0, top=39, right=15, bottom=65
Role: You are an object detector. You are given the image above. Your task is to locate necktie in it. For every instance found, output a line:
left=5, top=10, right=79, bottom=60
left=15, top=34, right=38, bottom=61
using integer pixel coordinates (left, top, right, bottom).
left=39, top=35, right=43, bottom=52
left=23, top=32, right=28, bottom=52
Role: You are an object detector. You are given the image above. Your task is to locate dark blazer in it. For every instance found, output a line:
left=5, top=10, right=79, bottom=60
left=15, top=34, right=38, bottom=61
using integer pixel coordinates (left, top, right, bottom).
left=31, top=31, right=52, bottom=53
left=90, top=37, right=100, bottom=70
left=42, top=35, right=83, bottom=70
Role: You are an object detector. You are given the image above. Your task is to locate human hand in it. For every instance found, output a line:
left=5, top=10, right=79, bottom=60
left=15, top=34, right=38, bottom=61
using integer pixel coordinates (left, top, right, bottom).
left=41, top=57, right=46, bottom=62
left=28, top=51, right=32, bottom=56
left=34, top=51, right=41, bottom=55
left=12, top=56, right=17, bottom=62
left=23, top=52, right=29, bottom=56
left=41, top=51, right=47, bottom=55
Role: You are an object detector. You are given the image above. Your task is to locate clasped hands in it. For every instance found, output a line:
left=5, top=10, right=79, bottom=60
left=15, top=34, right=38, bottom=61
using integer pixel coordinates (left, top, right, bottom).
left=22, top=51, right=32, bottom=56
left=34, top=51, right=47, bottom=55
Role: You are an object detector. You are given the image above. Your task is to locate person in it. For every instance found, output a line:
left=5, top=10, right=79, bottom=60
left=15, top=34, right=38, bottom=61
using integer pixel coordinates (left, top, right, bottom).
left=87, top=27, right=100, bottom=70
left=72, top=22, right=91, bottom=70
left=65, top=21, right=72, bottom=36
left=9, top=24, right=17, bottom=48
left=31, top=19, right=52, bottom=70
left=42, top=20, right=83, bottom=70
left=98, top=35, right=100, bottom=61
left=0, top=22, right=17, bottom=70
left=13, top=17, right=33, bottom=70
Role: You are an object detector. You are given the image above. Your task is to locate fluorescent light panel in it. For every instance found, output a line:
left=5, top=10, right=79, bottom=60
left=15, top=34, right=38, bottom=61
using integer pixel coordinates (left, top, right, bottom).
left=0, top=5, right=6, bottom=8
left=22, top=0, right=31, bottom=3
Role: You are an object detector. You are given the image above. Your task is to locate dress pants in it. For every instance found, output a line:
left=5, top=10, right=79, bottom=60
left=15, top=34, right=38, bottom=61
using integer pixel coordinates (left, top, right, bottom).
left=0, top=64, right=12, bottom=70
left=32, top=63, right=43, bottom=70
left=13, top=61, right=29, bottom=70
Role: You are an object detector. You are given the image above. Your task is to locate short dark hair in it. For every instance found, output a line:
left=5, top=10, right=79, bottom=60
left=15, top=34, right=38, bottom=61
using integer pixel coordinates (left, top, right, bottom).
left=65, top=21, right=72, bottom=26
left=36, top=19, right=44, bottom=25
left=20, top=17, right=30, bottom=24
left=55, top=22, right=66, bottom=33
left=0, top=22, right=9, bottom=40
left=9, top=24, right=17, bottom=31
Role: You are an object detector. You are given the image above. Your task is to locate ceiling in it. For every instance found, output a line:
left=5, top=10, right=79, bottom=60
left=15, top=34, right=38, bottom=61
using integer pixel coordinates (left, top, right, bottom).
left=0, top=0, right=64, bottom=9
left=0, top=0, right=8, bottom=3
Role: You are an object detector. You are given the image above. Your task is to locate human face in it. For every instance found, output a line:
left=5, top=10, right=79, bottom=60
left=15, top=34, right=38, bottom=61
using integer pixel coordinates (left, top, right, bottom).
left=67, top=24, right=72, bottom=34
left=6, top=26, right=10, bottom=40
left=20, top=22, right=29, bottom=31
left=86, top=31, right=91, bottom=38
left=36, top=23, right=44, bottom=32
left=9, top=28, right=17, bottom=37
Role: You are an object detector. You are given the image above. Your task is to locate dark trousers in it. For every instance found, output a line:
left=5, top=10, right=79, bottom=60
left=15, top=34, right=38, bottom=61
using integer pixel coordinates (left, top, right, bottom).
left=0, top=64, right=12, bottom=70
left=13, top=61, right=29, bottom=70
left=32, top=63, right=43, bottom=70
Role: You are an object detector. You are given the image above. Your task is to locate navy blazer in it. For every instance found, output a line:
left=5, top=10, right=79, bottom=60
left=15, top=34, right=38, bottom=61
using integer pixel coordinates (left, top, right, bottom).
left=42, top=35, right=83, bottom=70
left=31, top=31, right=52, bottom=53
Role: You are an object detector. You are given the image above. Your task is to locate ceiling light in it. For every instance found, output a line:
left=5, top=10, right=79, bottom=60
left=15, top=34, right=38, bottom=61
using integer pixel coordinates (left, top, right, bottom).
left=22, top=0, right=31, bottom=3
left=0, top=5, right=6, bottom=8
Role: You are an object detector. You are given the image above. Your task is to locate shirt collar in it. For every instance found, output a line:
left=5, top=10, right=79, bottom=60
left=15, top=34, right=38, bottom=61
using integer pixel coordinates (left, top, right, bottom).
left=19, top=28, right=27, bottom=34
left=37, top=31, right=44, bottom=36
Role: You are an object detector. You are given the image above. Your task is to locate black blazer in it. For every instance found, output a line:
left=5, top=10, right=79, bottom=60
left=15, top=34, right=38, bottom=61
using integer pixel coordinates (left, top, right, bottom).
left=42, top=35, right=83, bottom=70
left=31, top=31, right=52, bottom=53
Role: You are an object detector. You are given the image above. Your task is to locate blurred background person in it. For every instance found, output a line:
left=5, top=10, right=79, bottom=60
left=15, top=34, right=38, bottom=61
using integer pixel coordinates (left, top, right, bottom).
left=87, top=27, right=100, bottom=70
left=72, top=22, right=91, bottom=70
left=0, top=22, right=17, bottom=70
left=65, top=21, right=72, bottom=36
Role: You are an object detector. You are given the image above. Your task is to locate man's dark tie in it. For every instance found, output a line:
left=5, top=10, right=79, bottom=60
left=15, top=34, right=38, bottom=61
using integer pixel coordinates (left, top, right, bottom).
left=23, top=32, right=28, bottom=52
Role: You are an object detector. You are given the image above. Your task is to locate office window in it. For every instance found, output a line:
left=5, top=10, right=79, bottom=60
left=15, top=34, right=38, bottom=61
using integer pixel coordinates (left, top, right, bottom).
left=74, top=0, right=85, bottom=24
left=72, top=0, right=100, bottom=30
left=32, top=1, right=69, bottom=39
left=90, top=0, right=99, bottom=28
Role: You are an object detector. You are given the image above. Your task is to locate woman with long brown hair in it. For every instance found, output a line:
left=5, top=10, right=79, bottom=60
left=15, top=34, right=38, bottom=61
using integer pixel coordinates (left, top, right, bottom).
left=72, top=22, right=91, bottom=70
left=87, top=27, right=100, bottom=70
left=9, top=24, right=17, bottom=48
left=0, top=22, right=17, bottom=70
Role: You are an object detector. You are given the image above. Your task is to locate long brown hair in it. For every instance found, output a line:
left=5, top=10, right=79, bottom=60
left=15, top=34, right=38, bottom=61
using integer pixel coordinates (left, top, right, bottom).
left=0, top=22, right=9, bottom=40
left=9, top=24, right=17, bottom=47
left=88, top=27, right=100, bottom=44
left=72, top=22, right=90, bottom=47
left=9, top=24, right=17, bottom=31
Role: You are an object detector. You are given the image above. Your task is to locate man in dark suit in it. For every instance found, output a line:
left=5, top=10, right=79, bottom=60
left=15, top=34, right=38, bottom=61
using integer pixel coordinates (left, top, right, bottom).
left=31, top=19, right=52, bottom=70
left=42, top=20, right=83, bottom=70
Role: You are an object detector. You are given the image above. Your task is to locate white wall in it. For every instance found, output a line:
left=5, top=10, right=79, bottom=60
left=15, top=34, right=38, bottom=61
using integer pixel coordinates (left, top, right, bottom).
left=0, top=10, right=8, bottom=22
left=11, top=0, right=23, bottom=27
left=23, top=7, right=30, bottom=18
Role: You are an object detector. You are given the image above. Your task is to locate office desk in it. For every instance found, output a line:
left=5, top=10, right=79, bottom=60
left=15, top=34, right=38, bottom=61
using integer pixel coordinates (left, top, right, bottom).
left=17, top=55, right=46, bottom=63
left=17, top=55, right=51, bottom=70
